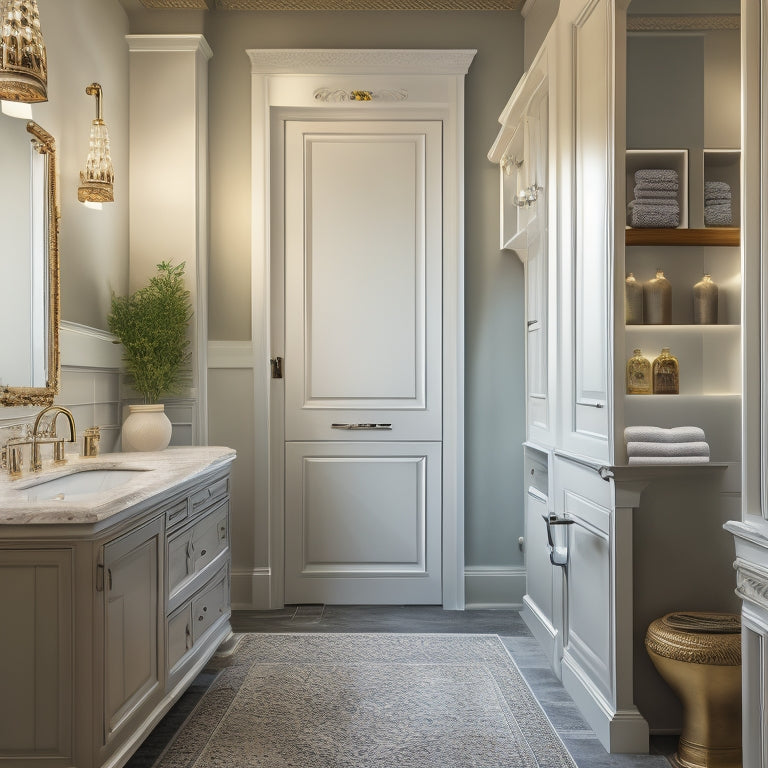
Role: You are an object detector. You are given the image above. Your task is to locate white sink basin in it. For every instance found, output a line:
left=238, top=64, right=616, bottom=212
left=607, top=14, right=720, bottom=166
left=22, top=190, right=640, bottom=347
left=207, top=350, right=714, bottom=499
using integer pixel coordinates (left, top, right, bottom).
left=23, top=468, right=148, bottom=501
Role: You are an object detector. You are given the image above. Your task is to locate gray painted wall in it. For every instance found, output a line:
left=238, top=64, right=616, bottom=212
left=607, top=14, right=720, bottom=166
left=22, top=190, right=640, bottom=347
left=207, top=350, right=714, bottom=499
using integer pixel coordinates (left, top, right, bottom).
left=123, top=9, right=527, bottom=597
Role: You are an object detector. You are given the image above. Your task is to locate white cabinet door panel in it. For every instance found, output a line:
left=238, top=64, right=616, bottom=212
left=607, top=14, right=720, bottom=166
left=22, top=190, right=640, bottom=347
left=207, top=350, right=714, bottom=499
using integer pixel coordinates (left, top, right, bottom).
left=285, top=441, right=441, bottom=604
left=285, top=120, right=442, bottom=442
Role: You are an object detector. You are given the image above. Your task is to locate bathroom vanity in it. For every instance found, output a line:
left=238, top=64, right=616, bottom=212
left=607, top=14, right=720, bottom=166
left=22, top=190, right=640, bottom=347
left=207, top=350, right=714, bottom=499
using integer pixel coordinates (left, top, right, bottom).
left=0, top=446, right=235, bottom=768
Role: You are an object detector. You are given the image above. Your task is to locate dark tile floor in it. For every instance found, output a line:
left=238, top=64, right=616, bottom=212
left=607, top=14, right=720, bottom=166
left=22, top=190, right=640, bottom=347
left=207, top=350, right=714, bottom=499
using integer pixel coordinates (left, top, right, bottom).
left=127, top=606, right=678, bottom=768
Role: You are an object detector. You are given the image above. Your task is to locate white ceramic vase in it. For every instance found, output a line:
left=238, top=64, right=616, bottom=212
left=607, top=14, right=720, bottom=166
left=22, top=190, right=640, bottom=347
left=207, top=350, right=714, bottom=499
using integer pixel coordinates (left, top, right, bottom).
left=122, top=404, right=172, bottom=452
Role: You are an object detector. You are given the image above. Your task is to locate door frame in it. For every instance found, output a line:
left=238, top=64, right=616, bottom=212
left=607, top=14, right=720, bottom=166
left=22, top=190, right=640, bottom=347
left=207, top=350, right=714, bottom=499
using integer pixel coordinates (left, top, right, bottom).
left=248, top=49, right=475, bottom=610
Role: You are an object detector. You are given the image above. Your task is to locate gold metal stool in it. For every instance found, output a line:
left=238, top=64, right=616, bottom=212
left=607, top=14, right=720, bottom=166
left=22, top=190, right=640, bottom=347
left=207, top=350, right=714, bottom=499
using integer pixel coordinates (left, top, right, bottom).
left=645, top=612, right=742, bottom=768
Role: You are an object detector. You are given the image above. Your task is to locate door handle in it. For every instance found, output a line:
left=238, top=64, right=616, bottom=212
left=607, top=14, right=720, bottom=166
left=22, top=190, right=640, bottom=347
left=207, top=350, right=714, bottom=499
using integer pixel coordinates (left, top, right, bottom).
left=331, top=423, right=392, bottom=430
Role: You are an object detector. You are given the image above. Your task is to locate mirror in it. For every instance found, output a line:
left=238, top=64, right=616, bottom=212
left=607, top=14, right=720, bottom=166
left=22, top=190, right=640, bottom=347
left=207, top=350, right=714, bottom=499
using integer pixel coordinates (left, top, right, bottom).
left=0, top=118, right=60, bottom=406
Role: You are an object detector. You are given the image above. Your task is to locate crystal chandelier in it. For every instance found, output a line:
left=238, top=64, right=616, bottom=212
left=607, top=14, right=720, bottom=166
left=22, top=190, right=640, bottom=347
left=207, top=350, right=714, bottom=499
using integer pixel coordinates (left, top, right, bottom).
left=78, top=83, right=115, bottom=205
left=0, top=0, right=47, bottom=102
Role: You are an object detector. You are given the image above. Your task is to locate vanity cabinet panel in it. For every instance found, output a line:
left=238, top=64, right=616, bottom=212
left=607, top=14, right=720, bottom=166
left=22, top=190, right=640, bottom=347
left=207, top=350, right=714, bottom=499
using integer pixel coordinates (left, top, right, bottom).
left=0, top=549, right=72, bottom=768
left=191, top=565, right=229, bottom=642
left=167, top=499, right=229, bottom=611
left=102, top=517, right=163, bottom=745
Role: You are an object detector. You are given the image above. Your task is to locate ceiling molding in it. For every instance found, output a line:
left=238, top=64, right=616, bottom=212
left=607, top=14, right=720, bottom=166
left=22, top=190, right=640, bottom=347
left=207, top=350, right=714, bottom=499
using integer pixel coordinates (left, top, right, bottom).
left=627, top=14, right=739, bottom=32
left=138, top=0, right=522, bottom=9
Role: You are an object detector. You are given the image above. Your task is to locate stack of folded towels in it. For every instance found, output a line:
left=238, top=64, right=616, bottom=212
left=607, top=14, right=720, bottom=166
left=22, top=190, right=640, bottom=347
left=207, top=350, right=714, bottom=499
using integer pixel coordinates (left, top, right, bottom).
left=627, top=169, right=680, bottom=228
left=624, top=426, right=710, bottom=465
left=704, top=180, right=732, bottom=226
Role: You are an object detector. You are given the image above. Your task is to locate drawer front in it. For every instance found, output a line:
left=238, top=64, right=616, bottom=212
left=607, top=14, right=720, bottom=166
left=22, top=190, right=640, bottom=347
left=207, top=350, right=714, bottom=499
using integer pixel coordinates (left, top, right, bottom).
left=165, top=498, right=189, bottom=531
left=167, top=604, right=192, bottom=674
left=167, top=500, right=229, bottom=602
left=189, top=476, right=229, bottom=519
left=191, top=501, right=229, bottom=576
left=192, top=569, right=229, bottom=642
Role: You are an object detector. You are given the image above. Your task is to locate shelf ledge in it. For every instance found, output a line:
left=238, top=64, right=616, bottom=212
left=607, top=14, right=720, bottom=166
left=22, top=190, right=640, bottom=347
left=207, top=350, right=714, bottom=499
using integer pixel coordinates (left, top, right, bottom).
left=625, top=228, right=739, bottom=247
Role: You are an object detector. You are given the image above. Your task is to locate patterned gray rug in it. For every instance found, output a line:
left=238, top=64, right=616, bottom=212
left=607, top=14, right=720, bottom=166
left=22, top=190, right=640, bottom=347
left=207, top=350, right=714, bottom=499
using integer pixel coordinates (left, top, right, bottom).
left=155, top=633, right=577, bottom=768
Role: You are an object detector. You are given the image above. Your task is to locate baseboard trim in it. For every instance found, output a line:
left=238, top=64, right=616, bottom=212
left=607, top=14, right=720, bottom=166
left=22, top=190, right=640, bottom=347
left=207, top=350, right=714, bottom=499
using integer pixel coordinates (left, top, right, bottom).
left=231, top=567, right=272, bottom=609
left=561, top=650, right=650, bottom=754
left=521, top=595, right=560, bottom=672
left=464, top=566, right=526, bottom=609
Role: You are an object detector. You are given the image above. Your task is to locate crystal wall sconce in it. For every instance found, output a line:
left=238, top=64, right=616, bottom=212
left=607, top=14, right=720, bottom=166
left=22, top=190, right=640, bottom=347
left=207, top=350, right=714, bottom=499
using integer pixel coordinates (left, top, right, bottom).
left=514, top=184, right=543, bottom=208
left=78, top=83, right=115, bottom=207
left=0, top=0, right=47, bottom=103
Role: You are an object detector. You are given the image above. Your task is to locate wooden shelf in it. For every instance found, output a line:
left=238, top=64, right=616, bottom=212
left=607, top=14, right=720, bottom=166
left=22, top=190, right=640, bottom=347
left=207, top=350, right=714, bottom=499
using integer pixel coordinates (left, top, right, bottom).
left=625, top=228, right=739, bottom=247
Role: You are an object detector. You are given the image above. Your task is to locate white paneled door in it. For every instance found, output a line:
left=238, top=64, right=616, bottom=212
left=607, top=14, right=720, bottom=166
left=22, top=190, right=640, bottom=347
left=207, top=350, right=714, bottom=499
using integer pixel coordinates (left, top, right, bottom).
left=283, top=120, right=443, bottom=604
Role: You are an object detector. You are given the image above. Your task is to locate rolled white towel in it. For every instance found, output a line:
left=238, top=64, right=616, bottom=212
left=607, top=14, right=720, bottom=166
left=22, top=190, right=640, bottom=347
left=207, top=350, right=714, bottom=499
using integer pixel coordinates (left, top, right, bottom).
left=624, top=426, right=706, bottom=443
left=628, top=455, right=710, bottom=465
left=635, top=168, right=679, bottom=185
left=626, top=441, right=710, bottom=458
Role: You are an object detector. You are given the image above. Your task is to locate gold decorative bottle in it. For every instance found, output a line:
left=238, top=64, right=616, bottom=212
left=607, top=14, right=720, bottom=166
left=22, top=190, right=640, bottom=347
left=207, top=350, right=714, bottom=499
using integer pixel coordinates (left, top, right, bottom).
left=693, top=273, right=718, bottom=324
left=644, top=269, right=672, bottom=325
left=652, top=347, right=679, bottom=394
left=625, top=273, right=643, bottom=325
left=626, top=348, right=652, bottom=394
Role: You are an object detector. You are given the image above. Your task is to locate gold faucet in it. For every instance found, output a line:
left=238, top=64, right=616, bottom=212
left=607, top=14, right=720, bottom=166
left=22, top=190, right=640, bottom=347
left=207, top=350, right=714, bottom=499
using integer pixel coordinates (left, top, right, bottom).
left=30, top=405, right=77, bottom=471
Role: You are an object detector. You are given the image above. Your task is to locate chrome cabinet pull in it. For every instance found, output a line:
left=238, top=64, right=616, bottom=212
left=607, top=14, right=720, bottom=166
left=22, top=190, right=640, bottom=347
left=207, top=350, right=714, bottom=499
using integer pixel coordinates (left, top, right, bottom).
left=331, top=423, right=392, bottom=430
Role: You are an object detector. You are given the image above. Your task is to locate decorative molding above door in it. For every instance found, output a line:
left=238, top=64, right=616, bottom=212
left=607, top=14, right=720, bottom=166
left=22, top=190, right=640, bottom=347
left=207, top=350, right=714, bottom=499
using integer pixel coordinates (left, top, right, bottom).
left=136, top=0, right=522, bottom=10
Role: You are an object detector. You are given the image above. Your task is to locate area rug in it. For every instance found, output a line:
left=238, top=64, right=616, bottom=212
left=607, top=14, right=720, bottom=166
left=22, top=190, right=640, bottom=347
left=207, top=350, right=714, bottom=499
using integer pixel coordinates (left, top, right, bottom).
left=155, top=633, right=577, bottom=768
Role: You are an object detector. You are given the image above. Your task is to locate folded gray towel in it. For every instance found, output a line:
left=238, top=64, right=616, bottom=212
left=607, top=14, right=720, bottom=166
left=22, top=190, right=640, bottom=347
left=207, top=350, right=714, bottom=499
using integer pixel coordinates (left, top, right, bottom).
left=628, top=455, right=710, bottom=465
left=630, top=203, right=680, bottom=228
left=705, top=180, right=731, bottom=198
left=704, top=203, right=732, bottom=226
left=626, top=441, right=710, bottom=458
left=624, top=426, right=706, bottom=443
left=628, top=198, right=681, bottom=209
left=635, top=181, right=679, bottom=192
left=634, top=186, right=678, bottom=199
left=636, top=169, right=679, bottom=184
left=705, top=198, right=731, bottom=206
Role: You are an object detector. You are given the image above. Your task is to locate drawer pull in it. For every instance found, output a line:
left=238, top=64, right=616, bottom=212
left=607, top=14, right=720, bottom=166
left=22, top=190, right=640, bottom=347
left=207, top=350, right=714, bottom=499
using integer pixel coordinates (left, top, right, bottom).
left=185, top=624, right=192, bottom=650
left=200, top=549, right=207, bottom=557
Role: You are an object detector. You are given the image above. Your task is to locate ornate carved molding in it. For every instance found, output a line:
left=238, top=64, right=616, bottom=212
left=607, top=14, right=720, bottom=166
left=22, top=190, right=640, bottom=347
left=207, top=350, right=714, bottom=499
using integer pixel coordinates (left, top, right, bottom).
left=314, top=87, right=408, bottom=102
left=627, top=15, right=739, bottom=32
left=139, top=0, right=522, bottom=9
left=735, top=561, right=768, bottom=610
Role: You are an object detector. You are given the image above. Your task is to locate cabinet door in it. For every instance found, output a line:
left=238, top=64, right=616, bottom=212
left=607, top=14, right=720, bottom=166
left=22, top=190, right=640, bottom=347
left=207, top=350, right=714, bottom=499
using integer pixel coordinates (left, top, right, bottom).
left=0, top=549, right=72, bottom=767
left=103, top=517, right=163, bottom=744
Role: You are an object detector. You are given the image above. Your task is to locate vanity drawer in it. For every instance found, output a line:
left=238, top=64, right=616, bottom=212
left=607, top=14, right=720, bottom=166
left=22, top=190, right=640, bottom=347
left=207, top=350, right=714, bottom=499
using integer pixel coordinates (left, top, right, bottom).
left=189, top=475, right=229, bottom=519
left=191, top=568, right=229, bottom=642
left=165, top=498, right=189, bottom=530
left=167, top=500, right=229, bottom=607
left=167, top=604, right=193, bottom=675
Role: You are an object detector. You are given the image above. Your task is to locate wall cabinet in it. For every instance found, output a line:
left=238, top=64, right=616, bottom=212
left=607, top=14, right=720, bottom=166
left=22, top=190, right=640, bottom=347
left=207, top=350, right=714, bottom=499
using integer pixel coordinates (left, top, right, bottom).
left=0, top=456, right=234, bottom=768
left=492, top=0, right=744, bottom=754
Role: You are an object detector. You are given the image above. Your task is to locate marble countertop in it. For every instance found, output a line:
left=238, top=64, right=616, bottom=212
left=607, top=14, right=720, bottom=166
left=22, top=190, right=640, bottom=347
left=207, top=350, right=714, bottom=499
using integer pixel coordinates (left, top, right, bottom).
left=0, top=446, right=236, bottom=525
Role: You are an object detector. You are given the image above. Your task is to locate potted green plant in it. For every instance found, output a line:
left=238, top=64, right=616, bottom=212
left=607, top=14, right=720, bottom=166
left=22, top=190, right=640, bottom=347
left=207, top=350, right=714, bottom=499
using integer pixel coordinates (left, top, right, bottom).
left=108, top=260, right=193, bottom=451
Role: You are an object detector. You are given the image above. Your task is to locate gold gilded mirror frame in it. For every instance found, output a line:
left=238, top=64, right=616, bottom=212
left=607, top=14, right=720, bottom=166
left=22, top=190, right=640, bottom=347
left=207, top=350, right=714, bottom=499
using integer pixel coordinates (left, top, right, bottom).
left=0, top=121, right=60, bottom=407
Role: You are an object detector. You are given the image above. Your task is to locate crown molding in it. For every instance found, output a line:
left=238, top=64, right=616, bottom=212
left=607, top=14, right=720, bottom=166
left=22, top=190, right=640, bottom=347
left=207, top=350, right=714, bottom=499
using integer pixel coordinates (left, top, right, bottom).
left=627, top=14, right=739, bottom=32
left=126, top=33, right=214, bottom=58
left=137, top=0, right=521, bottom=9
left=247, top=48, right=476, bottom=74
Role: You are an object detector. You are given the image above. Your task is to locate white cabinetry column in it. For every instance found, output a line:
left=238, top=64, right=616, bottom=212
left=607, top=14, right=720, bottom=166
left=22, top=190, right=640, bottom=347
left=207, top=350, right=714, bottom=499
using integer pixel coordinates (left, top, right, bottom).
left=126, top=35, right=212, bottom=445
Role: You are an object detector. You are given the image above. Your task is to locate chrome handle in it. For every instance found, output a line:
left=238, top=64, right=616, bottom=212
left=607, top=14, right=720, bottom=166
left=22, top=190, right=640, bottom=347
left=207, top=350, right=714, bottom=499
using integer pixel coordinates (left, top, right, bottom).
left=331, top=423, right=392, bottom=430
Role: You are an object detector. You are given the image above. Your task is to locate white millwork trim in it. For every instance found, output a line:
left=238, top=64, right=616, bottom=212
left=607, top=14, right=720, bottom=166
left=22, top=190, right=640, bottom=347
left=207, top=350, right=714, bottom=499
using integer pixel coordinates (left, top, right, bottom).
left=125, top=34, right=213, bottom=58
left=231, top=567, right=272, bottom=610
left=251, top=48, right=473, bottom=610
left=207, top=341, right=258, bottom=369
left=464, top=566, right=526, bottom=608
left=60, top=321, right=122, bottom=369
left=247, top=49, right=475, bottom=75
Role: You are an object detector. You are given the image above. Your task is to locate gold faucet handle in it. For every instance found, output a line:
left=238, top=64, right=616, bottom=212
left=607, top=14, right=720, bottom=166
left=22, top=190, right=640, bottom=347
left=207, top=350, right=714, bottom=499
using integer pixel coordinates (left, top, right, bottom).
left=83, top=427, right=101, bottom=458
